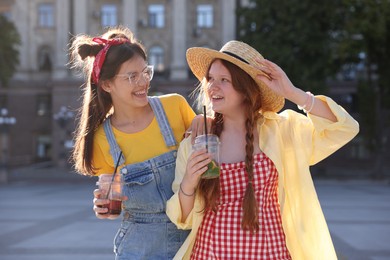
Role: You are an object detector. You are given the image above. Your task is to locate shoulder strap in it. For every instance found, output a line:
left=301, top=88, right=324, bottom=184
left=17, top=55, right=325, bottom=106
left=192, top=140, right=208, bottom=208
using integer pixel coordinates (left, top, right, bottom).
left=148, top=96, right=177, bottom=147
left=103, top=117, right=125, bottom=168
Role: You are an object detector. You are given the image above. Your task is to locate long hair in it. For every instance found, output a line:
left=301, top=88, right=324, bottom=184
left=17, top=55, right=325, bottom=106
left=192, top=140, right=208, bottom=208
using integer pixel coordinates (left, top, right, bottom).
left=69, top=26, right=147, bottom=175
left=196, top=59, right=263, bottom=232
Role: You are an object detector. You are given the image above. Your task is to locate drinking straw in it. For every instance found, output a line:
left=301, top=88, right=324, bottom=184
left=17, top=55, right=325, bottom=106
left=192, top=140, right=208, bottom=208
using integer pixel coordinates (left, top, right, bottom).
left=105, top=151, right=123, bottom=200
left=203, top=105, right=208, bottom=151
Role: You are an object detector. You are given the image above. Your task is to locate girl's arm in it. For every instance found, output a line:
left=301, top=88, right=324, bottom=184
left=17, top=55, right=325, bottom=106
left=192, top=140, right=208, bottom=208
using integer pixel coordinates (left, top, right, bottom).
left=256, top=59, right=337, bottom=121
left=178, top=148, right=211, bottom=222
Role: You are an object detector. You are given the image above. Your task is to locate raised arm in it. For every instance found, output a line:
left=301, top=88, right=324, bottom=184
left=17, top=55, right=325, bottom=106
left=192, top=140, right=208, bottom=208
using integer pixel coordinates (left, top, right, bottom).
left=256, top=59, right=337, bottom=121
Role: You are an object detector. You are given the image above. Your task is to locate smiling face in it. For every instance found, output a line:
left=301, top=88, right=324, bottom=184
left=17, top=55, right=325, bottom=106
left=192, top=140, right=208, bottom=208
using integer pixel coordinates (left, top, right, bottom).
left=102, top=54, right=150, bottom=109
left=206, top=59, right=245, bottom=115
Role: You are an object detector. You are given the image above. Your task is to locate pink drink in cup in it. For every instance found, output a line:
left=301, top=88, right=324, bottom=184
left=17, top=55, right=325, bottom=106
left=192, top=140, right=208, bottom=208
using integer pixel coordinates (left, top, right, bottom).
left=97, top=174, right=123, bottom=215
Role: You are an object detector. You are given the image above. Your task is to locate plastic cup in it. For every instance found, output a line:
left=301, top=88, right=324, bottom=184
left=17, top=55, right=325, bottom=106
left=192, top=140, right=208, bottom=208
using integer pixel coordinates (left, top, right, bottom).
left=193, top=134, right=220, bottom=179
left=96, top=174, right=123, bottom=216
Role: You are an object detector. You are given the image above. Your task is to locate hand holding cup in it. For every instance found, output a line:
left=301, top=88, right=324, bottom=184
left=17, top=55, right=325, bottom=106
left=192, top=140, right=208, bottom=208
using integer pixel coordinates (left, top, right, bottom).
left=192, top=134, right=221, bottom=179
left=94, top=174, right=124, bottom=219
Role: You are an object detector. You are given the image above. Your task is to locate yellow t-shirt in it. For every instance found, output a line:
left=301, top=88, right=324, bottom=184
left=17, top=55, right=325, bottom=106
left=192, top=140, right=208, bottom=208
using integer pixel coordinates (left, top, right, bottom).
left=92, top=94, right=196, bottom=175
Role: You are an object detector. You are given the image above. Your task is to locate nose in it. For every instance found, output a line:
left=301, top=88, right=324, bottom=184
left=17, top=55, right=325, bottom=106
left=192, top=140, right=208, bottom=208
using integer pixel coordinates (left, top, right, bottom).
left=207, top=80, right=220, bottom=90
left=136, top=74, right=148, bottom=86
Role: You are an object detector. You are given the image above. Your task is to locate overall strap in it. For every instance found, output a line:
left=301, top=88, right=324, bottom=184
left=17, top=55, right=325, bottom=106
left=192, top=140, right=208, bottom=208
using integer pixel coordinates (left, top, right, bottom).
left=103, top=117, right=125, bottom=168
left=148, top=96, right=177, bottom=148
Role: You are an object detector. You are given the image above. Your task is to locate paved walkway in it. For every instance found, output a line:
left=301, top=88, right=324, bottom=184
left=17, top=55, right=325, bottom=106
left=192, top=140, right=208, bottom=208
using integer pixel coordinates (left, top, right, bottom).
left=0, top=165, right=389, bottom=260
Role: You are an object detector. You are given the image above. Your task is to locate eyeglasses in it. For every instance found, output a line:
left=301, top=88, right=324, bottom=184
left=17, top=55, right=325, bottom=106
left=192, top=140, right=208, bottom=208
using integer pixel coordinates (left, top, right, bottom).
left=115, top=65, right=154, bottom=86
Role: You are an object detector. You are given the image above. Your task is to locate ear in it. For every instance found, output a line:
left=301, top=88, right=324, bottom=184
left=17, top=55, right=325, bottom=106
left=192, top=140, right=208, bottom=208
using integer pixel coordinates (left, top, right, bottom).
left=100, top=81, right=112, bottom=93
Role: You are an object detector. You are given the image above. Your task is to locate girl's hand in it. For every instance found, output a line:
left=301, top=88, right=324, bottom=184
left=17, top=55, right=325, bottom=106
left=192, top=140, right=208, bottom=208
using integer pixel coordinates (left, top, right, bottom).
left=93, top=189, right=110, bottom=219
left=254, top=59, right=298, bottom=100
left=180, top=148, right=212, bottom=194
left=185, top=114, right=213, bottom=144
left=93, top=189, right=126, bottom=220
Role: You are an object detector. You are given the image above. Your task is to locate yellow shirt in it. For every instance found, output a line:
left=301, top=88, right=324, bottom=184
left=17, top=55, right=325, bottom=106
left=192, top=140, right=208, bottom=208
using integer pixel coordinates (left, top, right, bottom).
left=92, top=94, right=196, bottom=175
left=166, top=96, right=359, bottom=260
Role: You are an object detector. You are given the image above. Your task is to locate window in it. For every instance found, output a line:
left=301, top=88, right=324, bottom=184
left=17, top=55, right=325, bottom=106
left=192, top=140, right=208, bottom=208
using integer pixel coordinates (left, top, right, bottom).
left=197, top=5, right=213, bottom=28
left=36, top=94, right=51, bottom=116
left=36, top=135, right=51, bottom=160
left=101, top=4, right=117, bottom=27
left=38, top=4, right=54, bottom=27
left=149, top=46, right=165, bottom=72
left=38, top=3, right=54, bottom=28
left=38, top=47, right=52, bottom=71
left=148, top=5, right=165, bottom=28
left=0, top=95, right=7, bottom=109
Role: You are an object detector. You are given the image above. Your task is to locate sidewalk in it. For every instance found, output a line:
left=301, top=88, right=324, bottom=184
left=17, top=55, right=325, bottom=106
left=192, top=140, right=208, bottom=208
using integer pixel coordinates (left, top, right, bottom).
left=2, top=165, right=119, bottom=260
left=316, top=179, right=390, bottom=260
left=1, top=165, right=389, bottom=259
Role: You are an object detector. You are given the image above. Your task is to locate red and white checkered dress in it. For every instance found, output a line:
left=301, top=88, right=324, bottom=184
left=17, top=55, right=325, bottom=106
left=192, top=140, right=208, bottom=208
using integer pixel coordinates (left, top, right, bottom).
left=191, top=153, right=291, bottom=260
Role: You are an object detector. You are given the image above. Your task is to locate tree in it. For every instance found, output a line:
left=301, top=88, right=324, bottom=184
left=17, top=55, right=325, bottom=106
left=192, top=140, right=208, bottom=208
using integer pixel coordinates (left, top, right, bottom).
left=237, top=0, right=345, bottom=94
left=336, top=0, right=390, bottom=178
left=0, top=15, right=21, bottom=87
left=237, top=0, right=390, bottom=178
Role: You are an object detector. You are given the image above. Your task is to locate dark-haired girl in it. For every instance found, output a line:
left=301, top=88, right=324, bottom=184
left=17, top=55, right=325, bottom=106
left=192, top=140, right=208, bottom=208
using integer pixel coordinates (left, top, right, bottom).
left=69, top=26, right=205, bottom=259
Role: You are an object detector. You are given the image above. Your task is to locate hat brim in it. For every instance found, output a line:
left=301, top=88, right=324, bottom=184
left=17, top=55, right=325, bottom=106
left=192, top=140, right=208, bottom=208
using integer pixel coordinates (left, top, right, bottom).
left=186, top=47, right=285, bottom=113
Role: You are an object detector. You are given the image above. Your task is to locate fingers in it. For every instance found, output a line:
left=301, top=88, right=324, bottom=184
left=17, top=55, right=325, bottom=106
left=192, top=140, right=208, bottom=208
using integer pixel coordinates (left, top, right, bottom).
left=184, top=130, right=192, bottom=139
left=93, top=188, right=102, bottom=198
left=94, top=207, right=109, bottom=219
left=93, top=188, right=109, bottom=218
left=190, top=130, right=196, bottom=145
left=196, top=122, right=204, bottom=137
left=192, top=114, right=206, bottom=137
left=190, top=115, right=205, bottom=144
left=255, top=58, right=281, bottom=78
left=188, top=149, right=212, bottom=178
left=188, top=114, right=202, bottom=144
left=255, top=60, right=272, bottom=74
left=182, top=149, right=211, bottom=193
left=190, top=114, right=213, bottom=145
left=258, top=58, right=278, bottom=70
left=192, top=127, right=205, bottom=145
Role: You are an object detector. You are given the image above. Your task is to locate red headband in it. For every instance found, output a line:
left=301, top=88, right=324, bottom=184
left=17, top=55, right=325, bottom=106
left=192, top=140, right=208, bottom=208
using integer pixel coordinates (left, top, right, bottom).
left=91, top=37, right=130, bottom=84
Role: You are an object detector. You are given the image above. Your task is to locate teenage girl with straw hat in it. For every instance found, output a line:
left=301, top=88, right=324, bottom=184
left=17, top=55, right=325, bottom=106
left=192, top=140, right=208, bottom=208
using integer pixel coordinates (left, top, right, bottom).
left=167, top=40, right=359, bottom=260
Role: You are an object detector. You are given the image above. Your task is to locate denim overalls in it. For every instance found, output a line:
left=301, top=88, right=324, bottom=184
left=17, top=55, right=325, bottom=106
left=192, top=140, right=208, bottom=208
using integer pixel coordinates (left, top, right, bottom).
left=103, top=97, right=189, bottom=260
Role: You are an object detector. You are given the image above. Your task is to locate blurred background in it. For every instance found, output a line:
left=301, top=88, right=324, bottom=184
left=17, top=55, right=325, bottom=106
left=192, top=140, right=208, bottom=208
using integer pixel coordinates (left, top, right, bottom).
left=0, top=0, right=389, bottom=180
left=0, top=0, right=389, bottom=259
left=0, top=0, right=389, bottom=179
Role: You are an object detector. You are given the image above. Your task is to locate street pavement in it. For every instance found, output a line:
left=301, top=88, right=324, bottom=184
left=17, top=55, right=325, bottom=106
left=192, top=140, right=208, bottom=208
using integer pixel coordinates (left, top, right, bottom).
left=1, top=164, right=389, bottom=260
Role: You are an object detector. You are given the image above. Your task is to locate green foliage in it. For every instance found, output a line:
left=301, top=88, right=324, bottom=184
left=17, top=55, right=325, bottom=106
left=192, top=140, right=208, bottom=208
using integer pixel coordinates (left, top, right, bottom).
left=238, top=0, right=390, bottom=157
left=0, top=15, right=21, bottom=87
left=337, top=0, right=390, bottom=103
left=356, top=81, right=376, bottom=151
left=338, top=0, right=390, bottom=155
left=237, top=0, right=345, bottom=93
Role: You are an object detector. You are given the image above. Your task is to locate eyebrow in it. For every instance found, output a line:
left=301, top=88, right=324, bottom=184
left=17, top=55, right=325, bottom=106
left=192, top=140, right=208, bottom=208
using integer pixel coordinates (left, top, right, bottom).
left=208, top=72, right=231, bottom=78
left=123, top=65, right=148, bottom=75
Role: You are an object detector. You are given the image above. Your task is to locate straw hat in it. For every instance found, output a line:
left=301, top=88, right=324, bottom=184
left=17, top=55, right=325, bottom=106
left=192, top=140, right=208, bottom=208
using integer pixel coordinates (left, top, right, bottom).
left=186, top=40, right=285, bottom=112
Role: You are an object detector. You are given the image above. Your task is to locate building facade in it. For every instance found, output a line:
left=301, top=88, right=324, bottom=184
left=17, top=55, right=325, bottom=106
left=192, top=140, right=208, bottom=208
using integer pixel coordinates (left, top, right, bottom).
left=2, top=0, right=377, bottom=176
left=1, top=0, right=236, bottom=167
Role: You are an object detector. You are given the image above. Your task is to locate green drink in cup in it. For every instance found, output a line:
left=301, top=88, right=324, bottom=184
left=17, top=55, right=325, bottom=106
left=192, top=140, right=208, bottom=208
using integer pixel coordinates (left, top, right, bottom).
left=193, top=134, right=220, bottom=179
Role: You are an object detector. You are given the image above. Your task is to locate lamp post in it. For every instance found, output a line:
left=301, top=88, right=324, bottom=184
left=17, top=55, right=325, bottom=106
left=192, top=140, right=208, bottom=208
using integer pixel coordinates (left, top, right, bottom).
left=0, top=108, right=17, bottom=183
left=53, top=106, right=74, bottom=167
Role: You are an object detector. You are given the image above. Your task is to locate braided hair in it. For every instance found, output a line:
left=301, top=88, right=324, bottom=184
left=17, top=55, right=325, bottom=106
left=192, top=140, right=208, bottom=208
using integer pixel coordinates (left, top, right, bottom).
left=196, top=59, right=263, bottom=232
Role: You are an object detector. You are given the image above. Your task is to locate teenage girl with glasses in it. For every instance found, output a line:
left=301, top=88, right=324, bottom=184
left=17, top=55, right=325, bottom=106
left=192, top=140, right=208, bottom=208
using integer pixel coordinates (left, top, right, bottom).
left=69, top=26, right=207, bottom=259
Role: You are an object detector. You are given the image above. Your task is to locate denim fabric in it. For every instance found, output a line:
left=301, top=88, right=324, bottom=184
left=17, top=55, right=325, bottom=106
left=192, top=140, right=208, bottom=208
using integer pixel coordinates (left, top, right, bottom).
left=103, top=97, right=189, bottom=260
